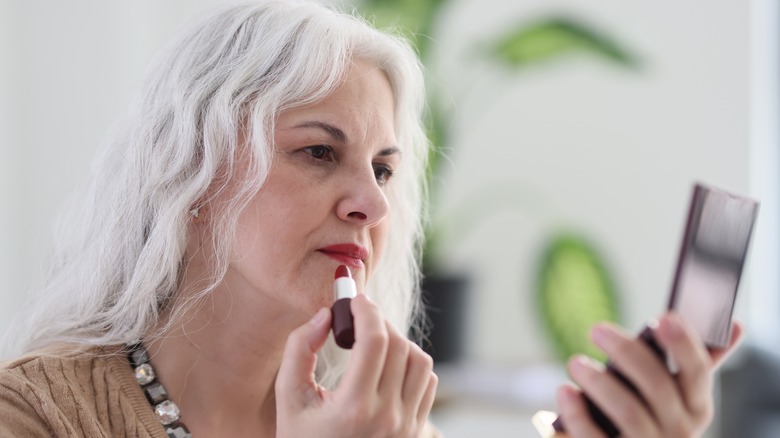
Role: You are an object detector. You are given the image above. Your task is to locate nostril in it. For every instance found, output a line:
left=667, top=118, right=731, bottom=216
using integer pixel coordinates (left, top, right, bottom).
left=348, top=211, right=368, bottom=220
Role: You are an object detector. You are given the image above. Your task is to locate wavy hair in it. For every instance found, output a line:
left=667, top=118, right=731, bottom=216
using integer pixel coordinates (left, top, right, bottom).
left=5, top=0, right=428, bottom=387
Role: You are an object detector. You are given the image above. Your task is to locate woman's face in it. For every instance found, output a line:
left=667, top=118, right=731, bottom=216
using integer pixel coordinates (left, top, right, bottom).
left=225, top=60, right=398, bottom=320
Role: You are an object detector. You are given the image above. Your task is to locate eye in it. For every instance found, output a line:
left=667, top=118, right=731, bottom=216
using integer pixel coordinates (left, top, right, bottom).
left=302, top=145, right=335, bottom=161
left=373, top=164, right=394, bottom=185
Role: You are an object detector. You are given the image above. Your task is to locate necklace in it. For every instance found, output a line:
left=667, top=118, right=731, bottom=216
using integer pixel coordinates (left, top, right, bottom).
left=128, top=342, right=192, bottom=438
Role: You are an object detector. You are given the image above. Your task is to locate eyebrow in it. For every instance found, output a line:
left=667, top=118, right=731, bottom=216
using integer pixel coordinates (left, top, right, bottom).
left=293, top=120, right=401, bottom=158
left=378, top=147, right=401, bottom=158
left=293, top=121, right=347, bottom=143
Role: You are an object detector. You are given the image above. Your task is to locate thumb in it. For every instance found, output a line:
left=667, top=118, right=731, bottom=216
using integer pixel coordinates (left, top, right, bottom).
left=276, top=307, right=332, bottom=408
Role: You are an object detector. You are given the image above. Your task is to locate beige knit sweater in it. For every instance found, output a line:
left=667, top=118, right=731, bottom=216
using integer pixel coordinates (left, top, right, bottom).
left=0, top=346, right=441, bottom=437
left=0, top=346, right=167, bottom=437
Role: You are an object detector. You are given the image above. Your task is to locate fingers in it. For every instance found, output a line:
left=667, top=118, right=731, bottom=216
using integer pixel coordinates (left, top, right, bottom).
left=333, top=293, right=437, bottom=435
left=416, top=369, right=438, bottom=428
left=566, top=354, right=660, bottom=436
left=575, top=314, right=743, bottom=437
left=401, top=342, right=434, bottom=407
left=590, top=323, right=686, bottom=428
left=555, top=384, right=608, bottom=438
left=377, top=321, right=411, bottom=399
left=276, top=308, right=332, bottom=408
left=654, top=313, right=715, bottom=421
left=339, top=294, right=389, bottom=397
left=276, top=300, right=437, bottom=437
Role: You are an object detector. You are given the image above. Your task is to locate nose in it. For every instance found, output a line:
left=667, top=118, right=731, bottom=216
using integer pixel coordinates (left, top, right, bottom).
left=336, top=169, right=390, bottom=227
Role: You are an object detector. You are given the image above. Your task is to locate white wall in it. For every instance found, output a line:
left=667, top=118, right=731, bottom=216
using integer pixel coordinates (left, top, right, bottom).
left=0, top=0, right=231, bottom=336
left=0, top=0, right=13, bottom=320
left=748, top=0, right=780, bottom=352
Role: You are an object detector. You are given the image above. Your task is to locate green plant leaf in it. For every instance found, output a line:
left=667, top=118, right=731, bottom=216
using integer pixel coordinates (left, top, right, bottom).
left=489, top=18, right=639, bottom=69
left=537, top=233, right=619, bottom=362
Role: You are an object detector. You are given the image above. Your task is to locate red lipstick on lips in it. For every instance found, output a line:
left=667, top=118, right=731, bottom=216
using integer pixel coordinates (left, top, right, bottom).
left=317, top=244, right=368, bottom=270
left=331, top=265, right=357, bottom=349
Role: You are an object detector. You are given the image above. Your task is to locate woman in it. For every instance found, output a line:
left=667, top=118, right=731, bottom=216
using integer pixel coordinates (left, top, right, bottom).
left=0, top=1, right=741, bottom=437
left=1, top=1, right=436, bottom=436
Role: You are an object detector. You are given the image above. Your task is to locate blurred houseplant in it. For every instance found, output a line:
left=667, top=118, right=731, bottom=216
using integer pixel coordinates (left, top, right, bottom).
left=355, top=0, right=637, bottom=363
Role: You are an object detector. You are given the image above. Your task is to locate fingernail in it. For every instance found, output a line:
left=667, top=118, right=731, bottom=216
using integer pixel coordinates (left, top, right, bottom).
left=590, top=324, right=613, bottom=348
left=662, top=313, right=682, bottom=337
left=310, top=308, right=328, bottom=326
left=557, top=385, right=578, bottom=407
left=646, top=318, right=659, bottom=330
left=570, top=355, right=603, bottom=377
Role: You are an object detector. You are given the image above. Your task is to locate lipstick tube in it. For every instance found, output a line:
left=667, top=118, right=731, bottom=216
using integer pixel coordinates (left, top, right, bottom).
left=331, top=265, right=357, bottom=349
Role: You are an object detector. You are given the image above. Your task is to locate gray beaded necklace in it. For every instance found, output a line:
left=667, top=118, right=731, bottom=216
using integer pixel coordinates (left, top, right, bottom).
left=128, top=343, right=192, bottom=438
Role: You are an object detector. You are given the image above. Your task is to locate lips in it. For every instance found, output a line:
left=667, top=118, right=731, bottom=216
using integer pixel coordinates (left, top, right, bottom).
left=317, top=243, right=369, bottom=269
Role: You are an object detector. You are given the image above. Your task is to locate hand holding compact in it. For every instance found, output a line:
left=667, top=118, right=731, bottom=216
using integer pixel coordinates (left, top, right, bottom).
left=276, top=294, right=438, bottom=438
left=554, top=313, right=742, bottom=437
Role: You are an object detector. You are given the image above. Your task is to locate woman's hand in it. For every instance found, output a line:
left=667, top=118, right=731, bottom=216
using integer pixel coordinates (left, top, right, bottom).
left=555, top=312, right=743, bottom=437
left=275, top=294, right=438, bottom=438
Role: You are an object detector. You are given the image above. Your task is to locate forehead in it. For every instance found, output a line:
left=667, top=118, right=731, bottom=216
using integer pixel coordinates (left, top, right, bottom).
left=275, top=60, right=397, bottom=144
left=329, top=60, right=394, bottom=105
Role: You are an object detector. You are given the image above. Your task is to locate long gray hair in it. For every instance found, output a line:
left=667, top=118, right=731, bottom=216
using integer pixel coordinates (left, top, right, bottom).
left=6, top=0, right=428, bottom=387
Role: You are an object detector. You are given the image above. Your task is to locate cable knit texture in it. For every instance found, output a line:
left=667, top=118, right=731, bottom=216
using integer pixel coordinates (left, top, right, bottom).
left=0, top=346, right=442, bottom=437
left=0, top=345, right=164, bottom=437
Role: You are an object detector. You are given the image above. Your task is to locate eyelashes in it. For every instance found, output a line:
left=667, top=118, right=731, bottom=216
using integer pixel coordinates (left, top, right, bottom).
left=300, top=145, right=395, bottom=185
left=373, top=164, right=394, bottom=185
left=302, top=145, right=334, bottom=161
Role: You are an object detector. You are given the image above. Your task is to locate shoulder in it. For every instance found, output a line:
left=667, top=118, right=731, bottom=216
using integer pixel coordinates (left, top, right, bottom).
left=0, top=345, right=120, bottom=396
left=0, top=354, right=55, bottom=436
left=0, top=345, right=162, bottom=437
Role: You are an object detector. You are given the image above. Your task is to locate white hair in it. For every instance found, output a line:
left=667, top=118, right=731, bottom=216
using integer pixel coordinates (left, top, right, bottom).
left=5, top=0, right=428, bottom=388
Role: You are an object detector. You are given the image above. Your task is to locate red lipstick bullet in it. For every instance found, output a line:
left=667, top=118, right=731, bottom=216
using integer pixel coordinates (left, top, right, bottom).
left=331, top=265, right=357, bottom=349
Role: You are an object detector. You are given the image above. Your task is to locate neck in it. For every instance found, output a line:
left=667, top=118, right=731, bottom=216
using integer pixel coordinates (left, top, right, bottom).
left=145, top=284, right=303, bottom=437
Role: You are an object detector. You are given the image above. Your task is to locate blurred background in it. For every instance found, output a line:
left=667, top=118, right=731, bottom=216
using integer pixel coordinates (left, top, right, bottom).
left=1, top=0, right=778, bottom=436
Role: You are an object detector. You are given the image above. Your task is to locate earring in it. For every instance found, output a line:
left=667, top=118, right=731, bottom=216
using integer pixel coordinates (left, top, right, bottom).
left=190, top=203, right=208, bottom=223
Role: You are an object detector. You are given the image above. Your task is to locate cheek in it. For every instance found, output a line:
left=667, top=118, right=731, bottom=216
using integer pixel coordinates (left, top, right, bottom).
left=229, top=211, right=276, bottom=278
left=229, top=190, right=292, bottom=272
left=231, top=198, right=305, bottom=267
left=370, top=219, right=391, bottom=268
